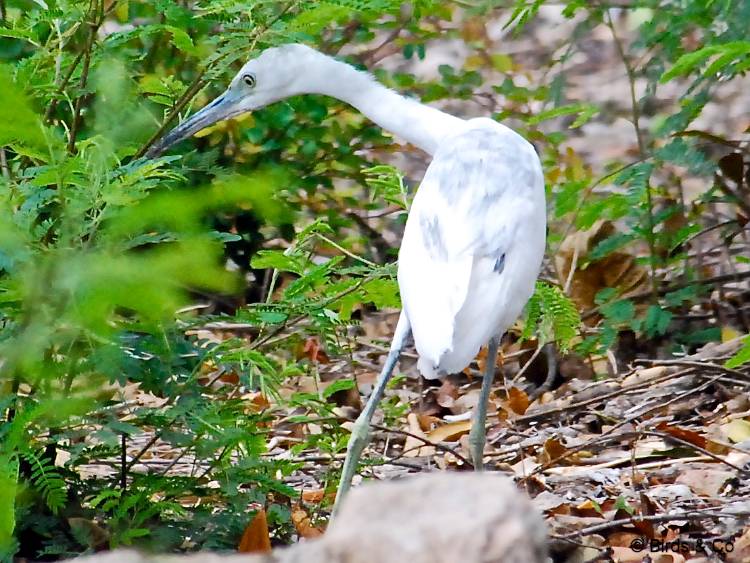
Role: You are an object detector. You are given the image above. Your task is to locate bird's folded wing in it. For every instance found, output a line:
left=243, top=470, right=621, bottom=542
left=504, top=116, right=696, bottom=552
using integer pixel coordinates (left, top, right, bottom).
left=397, top=120, right=544, bottom=376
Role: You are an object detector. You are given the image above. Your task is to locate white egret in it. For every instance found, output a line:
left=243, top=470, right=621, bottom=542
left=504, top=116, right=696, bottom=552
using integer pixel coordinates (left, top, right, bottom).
left=147, top=44, right=546, bottom=514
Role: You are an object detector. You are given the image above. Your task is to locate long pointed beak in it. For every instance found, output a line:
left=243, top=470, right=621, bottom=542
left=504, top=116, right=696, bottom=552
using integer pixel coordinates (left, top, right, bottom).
left=146, top=94, right=244, bottom=158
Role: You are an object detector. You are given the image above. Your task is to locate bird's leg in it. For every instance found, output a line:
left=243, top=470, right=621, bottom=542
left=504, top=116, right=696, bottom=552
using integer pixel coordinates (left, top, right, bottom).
left=469, top=335, right=501, bottom=471
left=332, top=312, right=411, bottom=517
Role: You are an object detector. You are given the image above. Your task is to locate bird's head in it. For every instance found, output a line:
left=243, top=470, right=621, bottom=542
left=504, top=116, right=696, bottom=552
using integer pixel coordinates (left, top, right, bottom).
left=146, top=44, right=322, bottom=157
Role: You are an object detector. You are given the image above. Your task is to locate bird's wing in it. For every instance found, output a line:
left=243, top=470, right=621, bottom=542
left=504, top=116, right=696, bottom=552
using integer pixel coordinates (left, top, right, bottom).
left=398, top=119, right=546, bottom=378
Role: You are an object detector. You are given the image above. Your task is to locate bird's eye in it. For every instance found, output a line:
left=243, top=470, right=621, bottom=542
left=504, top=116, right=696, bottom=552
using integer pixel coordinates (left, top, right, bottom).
left=242, top=73, right=256, bottom=88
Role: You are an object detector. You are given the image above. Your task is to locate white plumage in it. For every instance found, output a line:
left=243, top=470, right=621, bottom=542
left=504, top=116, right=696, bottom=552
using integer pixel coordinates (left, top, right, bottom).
left=399, top=118, right=546, bottom=378
left=148, top=44, right=547, bottom=513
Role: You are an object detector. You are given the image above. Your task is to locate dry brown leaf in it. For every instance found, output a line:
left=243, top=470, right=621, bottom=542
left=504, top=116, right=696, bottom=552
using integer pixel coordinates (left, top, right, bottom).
left=555, top=220, right=648, bottom=324
left=530, top=491, right=567, bottom=513
left=574, top=499, right=604, bottom=518
left=241, top=391, right=270, bottom=413
left=436, top=379, right=459, bottom=409
left=472, top=346, right=489, bottom=376
left=722, top=418, right=750, bottom=443
left=301, top=489, right=335, bottom=504
left=237, top=508, right=272, bottom=553
left=507, top=386, right=530, bottom=415
left=291, top=505, right=324, bottom=539
left=621, top=366, right=669, bottom=387
left=403, top=413, right=435, bottom=457
left=607, top=530, right=642, bottom=548
left=675, top=469, right=735, bottom=497
left=416, top=413, right=440, bottom=432
left=727, top=526, right=750, bottom=563
left=425, top=419, right=472, bottom=443
left=610, top=546, right=685, bottom=563
left=510, top=456, right=540, bottom=478
left=540, top=437, right=567, bottom=465
left=656, top=422, right=707, bottom=449
left=218, top=371, right=240, bottom=384
left=300, top=337, right=330, bottom=364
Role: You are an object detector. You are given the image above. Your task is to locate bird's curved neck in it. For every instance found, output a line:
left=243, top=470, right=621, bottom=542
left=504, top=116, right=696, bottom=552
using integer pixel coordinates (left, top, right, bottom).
left=308, top=57, right=463, bottom=155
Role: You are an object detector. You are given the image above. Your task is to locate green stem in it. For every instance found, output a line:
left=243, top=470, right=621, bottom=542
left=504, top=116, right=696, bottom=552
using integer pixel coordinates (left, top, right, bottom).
left=605, top=8, right=659, bottom=305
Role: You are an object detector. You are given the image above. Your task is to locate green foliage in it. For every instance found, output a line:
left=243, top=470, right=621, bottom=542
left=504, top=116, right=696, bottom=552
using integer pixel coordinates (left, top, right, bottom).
left=19, top=452, right=67, bottom=516
left=1, top=0, right=748, bottom=558
left=726, top=336, right=750, bottom=369
left=661, top=41, right=750, bottom=82
left=527, top=102, right=599, bottom=129
left=523, top=282, right=581, bottom=352
left=363, top=165, right=409, bottom=209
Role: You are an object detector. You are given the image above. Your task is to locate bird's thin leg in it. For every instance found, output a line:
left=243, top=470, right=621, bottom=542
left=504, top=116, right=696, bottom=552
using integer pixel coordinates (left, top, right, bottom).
left=469, top=335, right=501, bottom=471
left=333, top=311, right=411, bottom=516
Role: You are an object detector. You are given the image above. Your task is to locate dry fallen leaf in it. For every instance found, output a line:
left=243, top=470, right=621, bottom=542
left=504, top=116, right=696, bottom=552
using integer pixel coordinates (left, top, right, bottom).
left=507, top=386, right=530, bottom=415
left=555, top=220, right=648, bottom=324
left=575, top=499, right=604, bottom=518
left=301, top=489, right=336, bottom=504
left=425, top=419, right=472, bottom=443
left=727, top=526, right=750, bottom=563
left=656, top=421, right=707, bottom=449
left=607, top=530, right=642, bottom=548
left=511, top=456, right=541, bottom=478
left=675, top=468, right=735, bottom=497
left=241, top=391, right=271, bottom=413
left=610, top=546, right=685, bottom=563
left=291, top=505, right=324, bottom=539
left=300, top=337, right=330, bottom=364
left=435, top=378, right=459, bottom=409
left=540, top=437, right=567, bottom=465
left=722, top=418, right=750, bottom=443
left=403, top=412, right=435, bottom=457
left=237, top=508, right=272, bottom=553
left=621, top=366, right=669, bottom=387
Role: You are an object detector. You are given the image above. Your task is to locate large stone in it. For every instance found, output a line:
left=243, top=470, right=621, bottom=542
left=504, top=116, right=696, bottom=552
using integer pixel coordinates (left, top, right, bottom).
left=70, top=472, right=548, bottom=563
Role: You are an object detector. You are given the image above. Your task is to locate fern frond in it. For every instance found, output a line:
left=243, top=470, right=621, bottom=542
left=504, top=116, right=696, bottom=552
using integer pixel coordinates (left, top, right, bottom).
left=19, top=451, right=67, bottom=514
left=522, top=282, right=581, bottom=352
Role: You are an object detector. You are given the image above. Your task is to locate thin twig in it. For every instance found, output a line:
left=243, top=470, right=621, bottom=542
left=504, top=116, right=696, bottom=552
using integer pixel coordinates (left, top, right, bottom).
left=44, top=50, right=85, bottom=122
left=605, top=7, right=659, bottom=304
left=564, top=508, right=750, bottom=539
left=0, top=148, right=10, bottom=180
left=644, top=429, right=748, bottom=474
left=120, top=433, right=127, bottom=490
left=523, top=372, right=733, bottom=478
left=125, top=433, right=161, bottom=472
left=634, top=358, right=748, bottom=380
left=515, top=367, right=691, bottom=425
left=67, top=0, right=104, bottom=153
left=367, top=422, right=474, bottom=468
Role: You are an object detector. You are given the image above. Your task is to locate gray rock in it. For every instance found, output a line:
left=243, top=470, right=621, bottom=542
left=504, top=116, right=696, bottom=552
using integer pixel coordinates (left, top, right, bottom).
left=69, top=472, right=547, bottom=563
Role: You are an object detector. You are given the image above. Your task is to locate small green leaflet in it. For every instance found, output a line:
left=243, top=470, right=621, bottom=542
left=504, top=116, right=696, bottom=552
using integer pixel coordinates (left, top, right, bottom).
left=322, top=379, right=355, bottom=398
left=661, top=41, right=750, bottom=82
left=527, top=103, right=599, bottom=128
